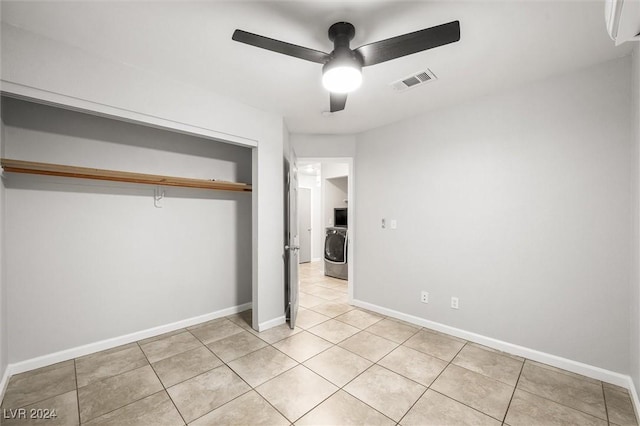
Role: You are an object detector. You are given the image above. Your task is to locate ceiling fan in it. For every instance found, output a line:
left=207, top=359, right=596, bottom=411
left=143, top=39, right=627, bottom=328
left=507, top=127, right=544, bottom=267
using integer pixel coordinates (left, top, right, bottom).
left=232, top=20, right=460, bottom=112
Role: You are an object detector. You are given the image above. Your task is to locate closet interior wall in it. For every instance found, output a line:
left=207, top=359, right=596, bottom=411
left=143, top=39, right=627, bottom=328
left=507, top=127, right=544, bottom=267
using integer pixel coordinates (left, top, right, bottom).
left=1, top=96, right=252, bottom=364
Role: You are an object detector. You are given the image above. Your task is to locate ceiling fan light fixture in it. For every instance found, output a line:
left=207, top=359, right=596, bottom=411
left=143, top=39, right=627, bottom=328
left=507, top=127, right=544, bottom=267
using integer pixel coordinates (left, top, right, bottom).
left=322, top=65, right=362, bottom=93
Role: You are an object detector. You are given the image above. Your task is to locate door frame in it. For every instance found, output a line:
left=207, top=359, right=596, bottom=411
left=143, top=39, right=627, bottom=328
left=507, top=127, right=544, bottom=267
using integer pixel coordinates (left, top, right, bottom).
left=296, top=157, right=355, bottom=304
left=298, top=187, right=312, bottom=263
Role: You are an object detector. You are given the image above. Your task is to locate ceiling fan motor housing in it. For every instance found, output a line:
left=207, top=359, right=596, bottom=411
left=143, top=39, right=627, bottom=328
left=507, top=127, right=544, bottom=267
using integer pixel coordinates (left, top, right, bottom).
left=325, top=22, right=363, bottom=72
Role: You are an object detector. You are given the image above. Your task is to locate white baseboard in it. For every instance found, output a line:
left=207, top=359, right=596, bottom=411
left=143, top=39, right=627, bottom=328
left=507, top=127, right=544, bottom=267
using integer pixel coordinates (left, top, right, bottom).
left=258, top=315, right=286, bottom=332
left=352, top=299, right=632, bottom=388
left=628, top=376, right=640, bottom=421
left=3, top=302, right=252, bottom=387
left=0, top=364, right=11, bottom=402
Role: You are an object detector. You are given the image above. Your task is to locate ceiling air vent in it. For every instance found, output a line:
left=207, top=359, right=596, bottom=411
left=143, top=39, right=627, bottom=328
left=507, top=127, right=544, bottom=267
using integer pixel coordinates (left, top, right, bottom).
left=391, top=69, right=437, bottom=92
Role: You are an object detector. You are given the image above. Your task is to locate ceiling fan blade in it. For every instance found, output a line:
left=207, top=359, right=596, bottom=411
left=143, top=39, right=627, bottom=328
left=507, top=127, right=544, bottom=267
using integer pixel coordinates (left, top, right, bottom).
left=330, top=93, right=348, bottom=113
left=232, top=29, right=330, bottom=64
left=354, top=21, right=460, bottom=67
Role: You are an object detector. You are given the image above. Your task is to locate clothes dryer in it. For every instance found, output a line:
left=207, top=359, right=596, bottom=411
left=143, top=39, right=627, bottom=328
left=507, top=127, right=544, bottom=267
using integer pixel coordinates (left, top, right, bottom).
left=324, top=227, right=348, bottom=280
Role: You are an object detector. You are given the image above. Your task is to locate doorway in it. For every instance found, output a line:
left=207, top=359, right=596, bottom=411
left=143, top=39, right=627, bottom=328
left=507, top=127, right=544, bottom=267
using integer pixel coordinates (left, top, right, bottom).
left=298, top=187, right=312, bottom=263
left=296, top=158, right=354, bottom=303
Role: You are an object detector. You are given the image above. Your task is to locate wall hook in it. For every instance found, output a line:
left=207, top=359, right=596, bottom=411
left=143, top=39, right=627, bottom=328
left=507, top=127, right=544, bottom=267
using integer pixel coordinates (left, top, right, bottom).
left=154, top=186, right=164, bottom=208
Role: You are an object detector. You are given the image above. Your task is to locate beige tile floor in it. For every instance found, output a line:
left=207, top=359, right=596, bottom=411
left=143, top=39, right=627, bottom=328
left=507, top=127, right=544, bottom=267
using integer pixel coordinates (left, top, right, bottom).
left=1, top=260, right=638, bottom=425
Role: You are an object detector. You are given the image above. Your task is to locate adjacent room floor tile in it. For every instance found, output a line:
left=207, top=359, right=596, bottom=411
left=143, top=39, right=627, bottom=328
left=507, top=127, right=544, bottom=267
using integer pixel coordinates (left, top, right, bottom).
left=452, top=343, right=523, bottom=386
left=84, top=391, right=183, bottom=426
left=308, top=319, right=360, bottom=344
left=272, top=331, right=333, bottom=362
left=76, top=343, right=148, bottom=388
left=403, top=330, right=466, bottom=361
left=344, top=365, right=425, bottom=421
left=166, top=365, right=250, bottom=423
left=431, top=364, right=513, bottom=421
left=295, top=308, right=331, bottom=329
left=517, top=360, right=607, bottom=420
left=227, top=346, right=297, bottom=387
left=138, top=331, right=202, bottom=363
left=151, top=345, right=222, bottom=387
left=336, top=309, right=384, bottom=329
left=604, top=383, right=638, bottom=425
left=77, top=365, right=163, bottom=423
left=310, top=288, right=344, bottom=300
left=400, top=389, right=500, bottom=426
left=206, top=330, right=267, bottom=363
left=332, top=294, right=350, bottom=304
left=2, top=361, right=76, bottom=410
left=303, top=345, right=372, bottom=387
left=256, top=365, right=338, bottom=422
left=297, top=390, right=395, bottom=426
left=2, top=390, right=79, bottom=426
left=314, top=281, right=345, bottom=290
left=308, top=302, right=355, bottom=318
left=302, top=284, right=332, bottom=296
left=378, top=345, right=448, bottom=386
left=252, top=323, right=301, bottom=344
left=339, top=331, right=398, bottom=362
left=190, top=390, right=289, bottom=426
left=504, top=389, right=607, bottom=426
left=187, top=319, right=244, bottom=344
left=299, top=293, right=327, bottom=308
left=365, top=318, right=419, bottom=343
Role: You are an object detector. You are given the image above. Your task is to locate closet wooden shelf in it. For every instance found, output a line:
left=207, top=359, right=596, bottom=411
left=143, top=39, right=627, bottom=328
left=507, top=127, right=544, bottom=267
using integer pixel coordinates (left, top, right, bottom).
left=0, top=158, right=252, bottom=192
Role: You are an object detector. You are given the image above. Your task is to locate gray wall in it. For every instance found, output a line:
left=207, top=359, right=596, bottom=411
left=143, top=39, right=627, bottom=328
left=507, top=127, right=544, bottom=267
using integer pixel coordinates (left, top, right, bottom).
left=325, top=176, right=348, bottom=228
left=632, top=45, right=640, bottom=390
left=355, top=57, right=632, bottom=373
left=2, top=97, right=252, bottom=362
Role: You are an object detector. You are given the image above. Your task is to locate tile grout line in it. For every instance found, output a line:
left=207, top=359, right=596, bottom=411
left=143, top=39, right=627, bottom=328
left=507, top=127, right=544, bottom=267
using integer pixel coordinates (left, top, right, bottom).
left=185, top=318, right=293, bottom=424
left=299, top=346, right=396, bottom=424
left=396, top=340, right=470, bottom=425
left=257, top=306, right=397, bottom=424
left=500, top=355, right=525, bottom=425
left=227, top=338, right=301, bottom=423
left=422, top=343, right=523, bottom=423
left=602, top=381, right=611, bottom=425
left=74, top=353, right=162, bottom=423
left=1, top=362, right=79, bottom=413
left=73, top=359, right=81, bottom=425
left=136, top=341, right=188, bottom=426
left=326, top=317, right=415, bottom=424
left=515, top=361, right=610, bottom=422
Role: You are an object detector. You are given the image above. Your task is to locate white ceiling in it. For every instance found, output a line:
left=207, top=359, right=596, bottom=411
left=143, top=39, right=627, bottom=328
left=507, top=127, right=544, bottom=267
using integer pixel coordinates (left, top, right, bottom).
left=1, top=1, right=634, bottom=134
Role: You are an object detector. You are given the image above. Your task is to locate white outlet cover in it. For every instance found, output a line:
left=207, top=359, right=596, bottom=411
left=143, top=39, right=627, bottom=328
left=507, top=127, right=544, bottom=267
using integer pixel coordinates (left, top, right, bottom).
left=391, top=219, right=397, bottom=229
left=421, top=291, right=429, bottom=303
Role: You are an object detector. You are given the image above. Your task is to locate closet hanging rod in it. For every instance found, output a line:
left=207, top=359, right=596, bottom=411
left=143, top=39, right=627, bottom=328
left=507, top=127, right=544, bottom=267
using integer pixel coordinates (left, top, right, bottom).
left=0, top=158, right=252, bottom=192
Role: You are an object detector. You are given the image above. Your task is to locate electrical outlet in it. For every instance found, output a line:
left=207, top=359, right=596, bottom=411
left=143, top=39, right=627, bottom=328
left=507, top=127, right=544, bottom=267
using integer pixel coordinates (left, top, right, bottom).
left=451, top=297, right=459, bottom=309
left=421, top=291, right=429, bottom=303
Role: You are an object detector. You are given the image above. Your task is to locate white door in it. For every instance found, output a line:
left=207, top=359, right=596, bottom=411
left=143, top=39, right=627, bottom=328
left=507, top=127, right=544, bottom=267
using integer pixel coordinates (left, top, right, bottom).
left=298, top=188, right=311, bottom=263
left=285, top=149, right=300, bottom=329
